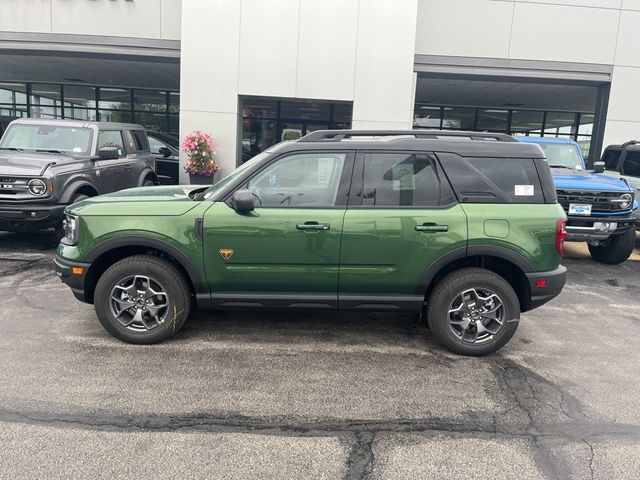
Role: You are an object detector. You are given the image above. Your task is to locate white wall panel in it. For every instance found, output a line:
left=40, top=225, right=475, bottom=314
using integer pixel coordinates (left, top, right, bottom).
left=614, top=10, right=640, bottom=66
left=180, top=0, right=240, bottom=114
left=516, top=0, right=621, bottom=8
left=603, top=120, right=640, bottom=147
left=51, top=0, right=161, bottom=39
left=0, top=0, right=51, bottom=33
left=607, top=66, right=640, bottom=122
left=161, top=0, right=182, bottom=40
left=295, top=0, right=359, bottom=101
left=238, top=0, right=299, bottom=98
left=621, top=0, right=640, bottom=10
left=352, top=0, right=418, bottom=126
left=415, top=0, right=513, bottom=58
left=509, top=3, right=619, bottom=64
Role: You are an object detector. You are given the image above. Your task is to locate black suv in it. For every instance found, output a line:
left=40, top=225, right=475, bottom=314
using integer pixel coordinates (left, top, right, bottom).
left=0, top=118, right=159, bottom=236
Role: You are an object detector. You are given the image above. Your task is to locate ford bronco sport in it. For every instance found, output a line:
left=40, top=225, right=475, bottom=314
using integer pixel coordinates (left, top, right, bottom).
left=0, top=118, right=159, bottom=237
left=55, top=130, right=567, bottom=356
left=519, top=137, right=637, bottom=264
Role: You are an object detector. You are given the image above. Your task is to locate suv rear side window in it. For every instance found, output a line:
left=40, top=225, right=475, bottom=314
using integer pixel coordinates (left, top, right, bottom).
left=438, top=153, right=544, bottom=204
left=603, top=148, right=622, bottom=170
left=621, top=151, right=640, bottom=177
left=359, top=153, right=453, bottom=207
left=130, top=130, right=149, bottom=151
left=97, top=130, right=124, bottom=157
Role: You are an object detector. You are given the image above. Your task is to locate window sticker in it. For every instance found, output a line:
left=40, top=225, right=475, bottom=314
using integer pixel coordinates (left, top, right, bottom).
left=515, top=185, right=534, bottom=196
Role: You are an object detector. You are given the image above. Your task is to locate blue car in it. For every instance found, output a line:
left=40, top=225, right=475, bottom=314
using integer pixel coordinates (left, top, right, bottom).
left=519, top=137, right=637, bottom=264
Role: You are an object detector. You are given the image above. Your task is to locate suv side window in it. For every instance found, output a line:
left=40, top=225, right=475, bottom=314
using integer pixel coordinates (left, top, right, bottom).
left=621, top=151, right=640, bottom=177
left=359, top=153, right=452, bottom=207
left=97, top=130, right=124, bottom=157
left=603, top=148, right=622, bottom=170
left=130, top=130, right=149, bottom=151
left=148, top=136, right=166, bottom=154
left=246, top=152, right=347, bottom=207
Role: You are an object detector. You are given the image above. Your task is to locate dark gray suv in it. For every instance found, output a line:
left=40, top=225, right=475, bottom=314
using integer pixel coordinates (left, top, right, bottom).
left=0, top=118, right=159, bottom=236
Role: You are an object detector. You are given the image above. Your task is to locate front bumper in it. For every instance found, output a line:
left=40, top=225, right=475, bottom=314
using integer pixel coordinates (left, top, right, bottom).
left=0, top=202, right=65, bottom=231
left=525, top=265, right=567, bottom=311
left=53, top=254, right=91, bottom=303
left=565, top=215, right=635, bottom=241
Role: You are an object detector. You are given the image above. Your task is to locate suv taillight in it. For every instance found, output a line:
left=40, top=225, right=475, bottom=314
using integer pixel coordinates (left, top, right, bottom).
left=555, top=219, right=567, bottom=256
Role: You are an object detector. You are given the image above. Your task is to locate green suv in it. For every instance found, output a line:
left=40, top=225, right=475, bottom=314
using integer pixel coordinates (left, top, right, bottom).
left=55, top=130, right=567, bottom=356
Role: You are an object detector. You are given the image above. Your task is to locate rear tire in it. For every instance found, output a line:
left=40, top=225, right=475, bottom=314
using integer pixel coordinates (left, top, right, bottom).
left=588, top=228, right=635, bottom=264
left=94, top=255, right=191, bottom=344
left=426, top=268, right=520, bottom=356
left=143, top=178, right=156, bottom=187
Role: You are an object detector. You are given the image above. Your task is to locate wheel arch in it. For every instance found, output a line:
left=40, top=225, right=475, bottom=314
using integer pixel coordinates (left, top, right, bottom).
left=60, top=181, right=99, bottom=203
left=82, top=236, right=204, bottom=304
left=138, top=168, right=158, bottom=186
left=419, top=246, right=534, bottom=313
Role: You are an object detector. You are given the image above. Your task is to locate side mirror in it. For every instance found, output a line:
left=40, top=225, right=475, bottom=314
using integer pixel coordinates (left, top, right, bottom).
left=230, top=189, right=255, bottom=213
left=158, top=146, right=172, bottom=158
left=97, top=147, right=119, bottom=160
left=594, top=161, right=605, bottom=173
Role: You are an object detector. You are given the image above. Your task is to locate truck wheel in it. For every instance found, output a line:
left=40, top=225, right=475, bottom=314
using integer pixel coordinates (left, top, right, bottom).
left=426, top=268, right=520, bottom=356
left=55, top=193, right=89, bottom=241
left=588, top=228, right=636, bottom=264
left=143, top=178, right=156, bottom=187
left=94, top=255, right=191, bottom=344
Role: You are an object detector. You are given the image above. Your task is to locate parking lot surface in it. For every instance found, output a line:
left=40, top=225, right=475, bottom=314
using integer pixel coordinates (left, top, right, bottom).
left=0, top=232, right=639, bottom=479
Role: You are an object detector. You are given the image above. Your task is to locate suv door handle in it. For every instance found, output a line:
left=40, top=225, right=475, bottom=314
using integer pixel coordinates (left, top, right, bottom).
left=296, top=222, right=330, bottom=231
left=415, top=223, right=448, bottom=232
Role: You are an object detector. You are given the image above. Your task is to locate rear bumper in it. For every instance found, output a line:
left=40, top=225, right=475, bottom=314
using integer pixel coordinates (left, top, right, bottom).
left=0, top=202, right=65, bottom=231
left=565, top=215, right=635, bottom=241
left=525, top=265, right=567, bottom=311
left=53, top=254, right=91, bottom=303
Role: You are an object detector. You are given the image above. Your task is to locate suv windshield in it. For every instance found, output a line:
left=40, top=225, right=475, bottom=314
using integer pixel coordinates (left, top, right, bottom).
left=538, top=143, right=583, bottom=170
left=0, top=124, right=92, bottom=155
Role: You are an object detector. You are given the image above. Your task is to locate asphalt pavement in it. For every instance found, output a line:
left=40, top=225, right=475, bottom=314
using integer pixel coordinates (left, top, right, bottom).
left=0, top=231, right=639, bottom=479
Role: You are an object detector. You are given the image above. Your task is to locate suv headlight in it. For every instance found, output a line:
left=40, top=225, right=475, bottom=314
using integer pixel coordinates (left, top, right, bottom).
left=612, top=193, right=633, bottom=210
left=62, top=213, right=80, bottom=245
left=28, top=178, right=47, bottom=196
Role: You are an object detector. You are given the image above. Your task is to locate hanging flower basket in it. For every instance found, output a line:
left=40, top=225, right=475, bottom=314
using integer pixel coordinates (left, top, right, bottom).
left=182, top=130, right=219, bottom=184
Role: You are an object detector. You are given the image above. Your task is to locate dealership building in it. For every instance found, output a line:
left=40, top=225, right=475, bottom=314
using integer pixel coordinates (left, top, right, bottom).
left=1, top=0, right=640, bottom=180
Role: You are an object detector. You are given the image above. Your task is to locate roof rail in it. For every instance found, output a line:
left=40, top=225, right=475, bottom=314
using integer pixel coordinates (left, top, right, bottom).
left=621, top=140, right=639, bottom=148
left=299, top=129, right=518, bottom=143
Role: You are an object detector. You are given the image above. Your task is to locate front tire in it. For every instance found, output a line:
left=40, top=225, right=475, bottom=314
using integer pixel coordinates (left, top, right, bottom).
left=588, top=228, right=635, bottom=264
left=94, top=255, right=191, bottom=344
left=426, top=268, right=520, bottom=356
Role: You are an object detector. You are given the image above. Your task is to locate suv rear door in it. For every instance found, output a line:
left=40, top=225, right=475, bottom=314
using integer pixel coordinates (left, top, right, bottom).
left=338, top=151, right=467, bottom=312
left=202, top=150, right=354, bottom=308
left=95, top=129, right=129, bottom=193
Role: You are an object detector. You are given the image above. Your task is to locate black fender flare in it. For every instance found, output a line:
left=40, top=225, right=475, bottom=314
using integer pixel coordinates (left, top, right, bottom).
left=138, top=168, right=158, bottom=186
left=60, top=180, right=99, bottom=203
left=84, top=234, right=205, bottom=293
left=416, top=245, right=535, bottom=295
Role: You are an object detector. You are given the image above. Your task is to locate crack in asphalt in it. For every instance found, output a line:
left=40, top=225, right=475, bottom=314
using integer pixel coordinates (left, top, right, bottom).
left=583, top=438, right=596, bottom=480
left=345, top=432, right=375, bottom=480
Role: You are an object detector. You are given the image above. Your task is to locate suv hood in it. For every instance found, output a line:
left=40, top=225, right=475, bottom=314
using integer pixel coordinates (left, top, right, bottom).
left=551, top=167, right=632, bottom=192
left=69, top=185, right=208, bottom=216
left=0, top=151, right=80, bottom=176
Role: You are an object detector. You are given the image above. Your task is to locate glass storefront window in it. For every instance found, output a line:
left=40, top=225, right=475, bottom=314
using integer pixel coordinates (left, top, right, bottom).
left=544, top=112, right=577, bottom=136
left=63, top=85, right=96, bottom=109
left=134, top=90, right=167, bottom=112
left=0, top=83, right=27, bottom=105
left=64, top=108, right=97, bottom=121
left=442, top=107, right=475, bottom=130
left=414, top=106, right=442, bottom=128
left=240, top=96, right=352, bottom=164
left=280, top=100, right=330, bottom=121
left=477, top=109, right=508, bottom=132
left=168, top=92, right=180, bottom=113
left=99, top=88, right=130, bottom=110
left=98, top=110, right=132, bottom=123
left=133, top=111, right=167, bottom=132
left=510, top=110, right=544, bottom=134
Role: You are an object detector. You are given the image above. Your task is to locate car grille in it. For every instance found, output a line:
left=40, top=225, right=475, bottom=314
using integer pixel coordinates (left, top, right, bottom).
left=0, top=177, right=30, bottom=198
left=556, top=189, right=631, bottom=213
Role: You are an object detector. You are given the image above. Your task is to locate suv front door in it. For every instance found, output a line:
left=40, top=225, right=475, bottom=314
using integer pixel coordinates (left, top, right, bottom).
left=95, top=130, right=130, bottom=193
left=203, top=151, right=354, bottom=308
left=338, top=151, right=468, bottom=312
